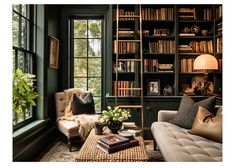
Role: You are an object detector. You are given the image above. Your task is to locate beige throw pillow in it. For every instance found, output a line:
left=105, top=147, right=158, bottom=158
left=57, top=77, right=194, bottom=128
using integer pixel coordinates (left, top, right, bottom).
left=189, top=106, right=222, bottom=143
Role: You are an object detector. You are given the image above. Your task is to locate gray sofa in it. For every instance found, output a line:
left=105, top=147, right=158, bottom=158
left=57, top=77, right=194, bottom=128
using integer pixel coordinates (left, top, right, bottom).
left=151, top=109, right=222, bottom=162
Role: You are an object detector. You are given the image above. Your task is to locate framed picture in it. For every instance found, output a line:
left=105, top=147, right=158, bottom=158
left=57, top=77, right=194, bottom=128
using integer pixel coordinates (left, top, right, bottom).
left=147, top=80, right=161, bottom=95
left=49, top=36, right=59, bottom=69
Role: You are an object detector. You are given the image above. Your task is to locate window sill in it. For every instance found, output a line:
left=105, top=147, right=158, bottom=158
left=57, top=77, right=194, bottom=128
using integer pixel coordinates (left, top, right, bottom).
left=13, top=118, right=50, bottom=142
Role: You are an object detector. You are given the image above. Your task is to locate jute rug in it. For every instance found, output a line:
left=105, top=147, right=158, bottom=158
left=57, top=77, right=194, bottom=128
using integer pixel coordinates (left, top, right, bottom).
left=39, top=140, right=164, bottom=162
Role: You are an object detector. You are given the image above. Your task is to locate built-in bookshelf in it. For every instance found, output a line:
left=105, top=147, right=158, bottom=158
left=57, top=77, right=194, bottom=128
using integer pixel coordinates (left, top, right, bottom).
left=111, top=4, right=222, bottom=97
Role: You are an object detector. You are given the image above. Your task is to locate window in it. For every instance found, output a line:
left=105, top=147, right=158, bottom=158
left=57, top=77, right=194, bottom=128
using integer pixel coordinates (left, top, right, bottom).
left=12, top=4, right=36, bottom=129
left=71, top=18, right=103, bottom=113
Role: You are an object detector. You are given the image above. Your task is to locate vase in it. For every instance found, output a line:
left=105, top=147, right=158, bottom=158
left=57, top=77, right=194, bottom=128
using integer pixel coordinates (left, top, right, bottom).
left=107, top=120, right=122, bottom=134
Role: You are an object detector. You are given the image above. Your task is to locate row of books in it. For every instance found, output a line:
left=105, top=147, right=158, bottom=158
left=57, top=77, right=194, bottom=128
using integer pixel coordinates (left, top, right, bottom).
left=180, top=58, right=204, bottom=73
left=149, top=40, right=175, bottom=53
left=141, top=7, right=174, bottom=21
left=180, top=58, right=222, bottom=73
left=113, top=81, right=140, bottom=96
left=216, top=37, right=222, bottom=53
left=217, top=22, right=222, bottom=34
left=178, top=8, right=212, bottom=21
left=144, top=59, right=159, bottom=72
left=113, top=9, right=136, bottom=20
left=97, top=134, right=139, bottom=154
left=216, top=6, right=222, bottom=18
left=113, top=61, right=136, bottom=73
left=189, top=40, right=213, bottom=53
left=113, top=41, right=137, bottom=53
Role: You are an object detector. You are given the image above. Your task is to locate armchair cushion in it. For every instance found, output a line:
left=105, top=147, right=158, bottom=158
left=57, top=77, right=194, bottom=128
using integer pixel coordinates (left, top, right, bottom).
left=169, top=94, right=216, bottom=129
left=72, top=92, right=95, bottom=115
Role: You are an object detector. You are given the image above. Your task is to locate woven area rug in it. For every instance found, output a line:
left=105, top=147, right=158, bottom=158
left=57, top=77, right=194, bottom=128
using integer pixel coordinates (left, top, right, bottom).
left=39, top=140, right=164, bottom=162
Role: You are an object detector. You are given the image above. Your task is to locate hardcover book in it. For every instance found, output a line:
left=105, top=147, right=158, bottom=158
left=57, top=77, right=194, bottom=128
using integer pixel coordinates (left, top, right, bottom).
left=97, top=139, right=139, bottom=154
left=99, top=135, right=130, bottom=147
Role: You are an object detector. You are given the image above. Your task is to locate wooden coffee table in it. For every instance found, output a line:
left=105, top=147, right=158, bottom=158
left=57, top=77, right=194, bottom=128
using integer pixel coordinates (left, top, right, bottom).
left=75, top=129, right=149, bottom=162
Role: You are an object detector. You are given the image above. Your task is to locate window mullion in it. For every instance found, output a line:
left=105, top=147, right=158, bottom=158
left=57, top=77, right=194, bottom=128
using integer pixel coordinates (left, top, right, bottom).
left=86, top=19, right=89, bottom=91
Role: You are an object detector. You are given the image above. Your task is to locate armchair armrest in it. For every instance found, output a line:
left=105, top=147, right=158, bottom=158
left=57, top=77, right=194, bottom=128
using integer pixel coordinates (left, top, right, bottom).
left=158, top=110, right=177, bottom=122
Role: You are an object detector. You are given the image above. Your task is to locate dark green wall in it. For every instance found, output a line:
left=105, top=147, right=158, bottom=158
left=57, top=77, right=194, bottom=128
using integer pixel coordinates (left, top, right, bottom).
left=45, top=5, right=60, bottom=120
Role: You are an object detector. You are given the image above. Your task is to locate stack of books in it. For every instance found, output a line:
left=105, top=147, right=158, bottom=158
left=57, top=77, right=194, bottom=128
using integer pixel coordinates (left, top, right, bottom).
left=97, top=134, right=139, bottom=154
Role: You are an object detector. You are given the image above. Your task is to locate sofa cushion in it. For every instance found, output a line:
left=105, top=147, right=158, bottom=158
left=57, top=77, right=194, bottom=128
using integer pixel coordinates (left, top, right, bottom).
left=72, top=92, right=95, bottom=115
left=169, top=94, right=216, bottom=129
left=151, top=122, right=222, bottom=161
left=189, top=106, right=222, bottom=143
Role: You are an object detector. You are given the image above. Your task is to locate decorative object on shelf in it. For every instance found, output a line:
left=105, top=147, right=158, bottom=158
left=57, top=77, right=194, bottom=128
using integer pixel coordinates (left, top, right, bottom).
left=201, top=29, right=209, bottom=36
left=193, top=54, right=218, bottom=96
left=163, top=85, right=174, bottom=96
left=49, top=36, right=60, bottom=69
left=99, top=106, right=131, bottom=134
left=191, top=24, right=199, bottom=34
left=94, top=121, right=105, bottom=135
left=182, top=26, right=191, bottom=33
left=147, top=80, right=161, bottom=96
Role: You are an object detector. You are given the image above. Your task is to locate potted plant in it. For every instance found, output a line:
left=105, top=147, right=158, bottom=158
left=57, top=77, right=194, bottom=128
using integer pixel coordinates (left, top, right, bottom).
left=13, top=68, right=39, bottom=124
left=99, top=106, right=131, bottom=134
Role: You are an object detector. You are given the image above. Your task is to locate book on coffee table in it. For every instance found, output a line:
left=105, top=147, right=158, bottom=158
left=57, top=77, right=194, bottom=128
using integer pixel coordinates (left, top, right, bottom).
left=99, top=134, right=129, bottom=147
left=97, top=139, right=139, bottom=154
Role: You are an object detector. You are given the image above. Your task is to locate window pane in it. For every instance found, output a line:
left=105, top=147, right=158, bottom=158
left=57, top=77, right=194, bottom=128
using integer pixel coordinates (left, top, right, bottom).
left=25, top=53, right=33, bottom=73
left=13, top=4, right=19, bottom=12
left=88, top=78, right=101, bottom=96
left=74, top=20, right=87, bottom=38
left=13, top=50, right=16, bottom=72
left=17, top=51, right=25, bottom=71
left=12, top=12, right=19, bottom=47
left=74, top=78, right=87, bottom=90
left=21, top=18, right=29, bottom=49
left=88, top=20, right=101, bottom=38
left=74, top=39, right=87, bottom=57
left=93, top=97, right=101, bottom=113
left=88, top=58, right=101, bottom=77
left=74, top=58, right=87, bottom=77
left=88, top=39, right=101, bottom=57
left=21, top=5, right=28, bottom=18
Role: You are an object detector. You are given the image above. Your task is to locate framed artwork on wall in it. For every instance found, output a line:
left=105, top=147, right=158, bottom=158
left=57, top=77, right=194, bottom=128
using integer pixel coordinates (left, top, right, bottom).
left=49, top=36, right=59, bottom=69
left=147, top=80, right=161, bottom=96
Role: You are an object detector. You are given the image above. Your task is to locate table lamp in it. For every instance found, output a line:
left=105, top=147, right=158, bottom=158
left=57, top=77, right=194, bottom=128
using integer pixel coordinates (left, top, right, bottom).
left=193, top=54, right=218, bottom=96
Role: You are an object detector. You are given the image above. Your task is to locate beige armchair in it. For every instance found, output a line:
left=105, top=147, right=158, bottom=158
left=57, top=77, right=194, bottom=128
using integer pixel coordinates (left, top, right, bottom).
left=55, top=90, right=96, bottom=151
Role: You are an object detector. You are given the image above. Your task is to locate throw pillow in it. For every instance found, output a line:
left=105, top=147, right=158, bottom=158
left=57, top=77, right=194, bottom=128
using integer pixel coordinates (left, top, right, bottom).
left=189, top=106, right=222, bottom=143
left=169, top=94, right=216, bottom=129
left=72, top=92, right=95, bottom=115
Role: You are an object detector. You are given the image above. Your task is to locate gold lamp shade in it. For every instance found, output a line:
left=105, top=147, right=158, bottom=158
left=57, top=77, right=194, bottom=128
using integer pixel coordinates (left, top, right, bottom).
left=194, top=54, right=218, bottom=70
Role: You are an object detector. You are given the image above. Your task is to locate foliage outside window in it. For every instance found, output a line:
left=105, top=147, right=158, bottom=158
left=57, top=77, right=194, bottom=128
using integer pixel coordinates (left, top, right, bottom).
left=72, top=19, right=103, bottom=113
left=13, top=69, right=39, bottom=125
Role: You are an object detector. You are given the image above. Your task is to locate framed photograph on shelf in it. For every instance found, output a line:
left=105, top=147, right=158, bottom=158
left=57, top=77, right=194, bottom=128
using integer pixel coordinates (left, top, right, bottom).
left=49, top=36, right=59, bottom=69
left=147, top=80, right=160, bottom=96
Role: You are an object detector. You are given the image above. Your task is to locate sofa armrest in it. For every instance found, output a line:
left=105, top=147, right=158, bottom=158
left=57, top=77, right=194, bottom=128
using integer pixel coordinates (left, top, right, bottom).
left=158, top=110, right=177, bottom=122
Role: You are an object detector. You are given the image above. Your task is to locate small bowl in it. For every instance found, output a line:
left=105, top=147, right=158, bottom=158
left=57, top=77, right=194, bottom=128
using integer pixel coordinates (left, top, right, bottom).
left=201, top=30, right=208, bottom=36
left=118, top=129, right=136, bottom=139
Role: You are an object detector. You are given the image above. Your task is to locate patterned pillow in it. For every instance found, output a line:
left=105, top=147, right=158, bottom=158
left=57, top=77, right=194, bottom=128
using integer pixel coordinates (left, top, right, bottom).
left=72, top=92, right=95, bottom=115
left=169, top=94, right=216, bottom=129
